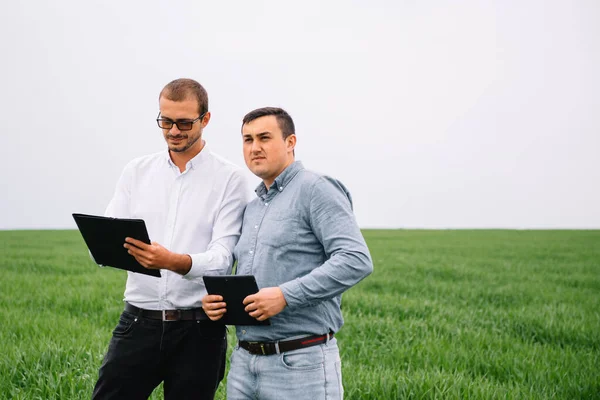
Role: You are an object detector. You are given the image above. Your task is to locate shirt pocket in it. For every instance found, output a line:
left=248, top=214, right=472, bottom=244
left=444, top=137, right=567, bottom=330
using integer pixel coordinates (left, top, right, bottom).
left=260, top=209, right=301, bottom=248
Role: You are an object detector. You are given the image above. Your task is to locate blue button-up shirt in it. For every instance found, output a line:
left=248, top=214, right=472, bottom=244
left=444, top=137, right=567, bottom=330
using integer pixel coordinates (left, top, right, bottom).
left=234, top=161, right=373, bottom=341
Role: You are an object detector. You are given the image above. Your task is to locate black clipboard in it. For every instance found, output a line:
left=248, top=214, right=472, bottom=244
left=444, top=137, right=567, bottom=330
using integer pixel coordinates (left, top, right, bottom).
left=203, top=275, right=270, bottom=326
left=72, top=213, right=160, bottom=277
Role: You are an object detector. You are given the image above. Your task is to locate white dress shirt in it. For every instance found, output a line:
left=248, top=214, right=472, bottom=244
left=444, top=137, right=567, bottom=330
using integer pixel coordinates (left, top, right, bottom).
left=105, top=145, right=251, bottom=310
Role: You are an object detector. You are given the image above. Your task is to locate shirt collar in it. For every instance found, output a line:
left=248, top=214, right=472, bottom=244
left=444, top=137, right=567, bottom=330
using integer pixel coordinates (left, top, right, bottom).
left=165, top=141, right=209, bottom=170
left=255, top=160, right=304, bottom=197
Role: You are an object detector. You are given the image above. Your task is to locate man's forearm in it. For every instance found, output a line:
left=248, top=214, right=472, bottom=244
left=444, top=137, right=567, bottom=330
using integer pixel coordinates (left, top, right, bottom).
left=167, top=253, right=192, bottom=275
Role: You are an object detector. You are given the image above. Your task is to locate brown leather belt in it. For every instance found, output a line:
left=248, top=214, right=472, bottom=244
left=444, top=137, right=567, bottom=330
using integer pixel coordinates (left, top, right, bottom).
left=124, top=302, right=208, bottom=322
left=239, top=332, right=334, bottom=355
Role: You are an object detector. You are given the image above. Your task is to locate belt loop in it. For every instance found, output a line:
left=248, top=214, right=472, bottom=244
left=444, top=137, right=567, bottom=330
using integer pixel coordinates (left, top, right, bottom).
left=275, top=341, right=280, bottom=354
left=325, top=332, right=330, bottom=344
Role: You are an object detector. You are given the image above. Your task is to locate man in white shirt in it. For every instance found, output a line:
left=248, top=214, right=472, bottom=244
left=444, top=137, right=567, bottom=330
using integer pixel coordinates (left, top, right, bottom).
left=92, top=78, right=250, bottom=400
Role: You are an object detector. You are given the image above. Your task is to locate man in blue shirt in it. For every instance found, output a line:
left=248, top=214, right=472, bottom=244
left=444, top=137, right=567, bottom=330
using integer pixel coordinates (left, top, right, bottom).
left=203, top=107, right=373, bottom=399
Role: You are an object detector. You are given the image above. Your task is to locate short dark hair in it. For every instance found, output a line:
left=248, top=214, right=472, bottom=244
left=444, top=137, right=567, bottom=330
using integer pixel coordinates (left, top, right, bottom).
left=159, top=78, right=208, bottom=115
left=242, top=107, right=295, bottom=139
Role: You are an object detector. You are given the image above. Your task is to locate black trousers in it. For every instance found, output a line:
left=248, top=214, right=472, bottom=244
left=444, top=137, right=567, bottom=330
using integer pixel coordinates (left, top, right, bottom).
left=92, top=308, right=227, bottom=400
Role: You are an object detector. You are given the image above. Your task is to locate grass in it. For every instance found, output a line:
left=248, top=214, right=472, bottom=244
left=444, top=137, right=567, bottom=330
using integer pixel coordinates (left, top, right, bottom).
left=0, top=229, right=599, bottom=399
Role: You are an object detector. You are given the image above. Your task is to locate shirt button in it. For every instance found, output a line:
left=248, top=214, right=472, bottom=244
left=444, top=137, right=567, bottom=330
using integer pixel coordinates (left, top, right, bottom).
left=279, top=187, right=283, bottom=191
left=242, top=330, right=246, bottom=334
left=265, top=202, right=269, bottom=206
left=254, top=225, right=258, bottom=229
left=249, top=250, right=253, bottom=255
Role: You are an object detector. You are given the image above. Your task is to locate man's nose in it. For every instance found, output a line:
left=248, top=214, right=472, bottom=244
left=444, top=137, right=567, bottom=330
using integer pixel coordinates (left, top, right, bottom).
left=169, top=124, right=181, bottom=134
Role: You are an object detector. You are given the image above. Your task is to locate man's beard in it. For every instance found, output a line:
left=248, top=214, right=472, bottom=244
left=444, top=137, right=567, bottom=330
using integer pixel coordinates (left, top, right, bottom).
left=167, top=132, right=200, bottom=153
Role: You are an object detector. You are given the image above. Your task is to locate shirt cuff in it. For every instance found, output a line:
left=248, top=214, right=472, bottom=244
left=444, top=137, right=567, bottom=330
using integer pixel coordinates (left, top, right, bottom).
left=183, top=252, right=232, bottom=280
left=279, top=278, right=307, bottom=310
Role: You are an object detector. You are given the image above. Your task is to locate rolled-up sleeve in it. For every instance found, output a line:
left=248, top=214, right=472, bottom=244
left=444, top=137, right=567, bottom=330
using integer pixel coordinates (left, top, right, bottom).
left=184, top=170, right=251, bottom=280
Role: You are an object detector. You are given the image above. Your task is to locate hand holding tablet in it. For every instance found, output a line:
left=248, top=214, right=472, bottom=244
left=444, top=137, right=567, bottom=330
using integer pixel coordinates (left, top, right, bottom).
left=72, top=213, right=160, bottom=277
left=203, top=275, right=271, bottom=325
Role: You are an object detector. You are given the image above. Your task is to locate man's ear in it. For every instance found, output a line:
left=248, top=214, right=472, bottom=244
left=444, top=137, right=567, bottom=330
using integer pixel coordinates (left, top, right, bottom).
left=201, top=111, right=211, bottom=128
left=286, top=134, right=296, bottom=152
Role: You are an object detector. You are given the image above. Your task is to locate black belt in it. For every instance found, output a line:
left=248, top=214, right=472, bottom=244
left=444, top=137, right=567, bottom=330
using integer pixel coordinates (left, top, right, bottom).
left=124, top=302, right=208, bottom=322
left=239, top=332, right=334, bottom=355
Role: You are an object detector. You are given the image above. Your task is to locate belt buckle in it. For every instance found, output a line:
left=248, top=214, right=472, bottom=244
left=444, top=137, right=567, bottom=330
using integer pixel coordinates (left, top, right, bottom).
left=162, top=310, right=180, bottom=321
left=247, top=341, right=267, bottom=355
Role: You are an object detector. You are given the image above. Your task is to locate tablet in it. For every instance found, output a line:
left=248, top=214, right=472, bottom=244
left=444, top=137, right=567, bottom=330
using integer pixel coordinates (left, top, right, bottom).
left=203, top=275, right=270, bottom=326
left=72, top=213, right=160, bottom=277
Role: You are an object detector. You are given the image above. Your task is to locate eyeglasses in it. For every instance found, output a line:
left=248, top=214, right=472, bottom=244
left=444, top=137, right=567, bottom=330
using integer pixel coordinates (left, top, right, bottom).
left=156, top=112, right=206, bottom=131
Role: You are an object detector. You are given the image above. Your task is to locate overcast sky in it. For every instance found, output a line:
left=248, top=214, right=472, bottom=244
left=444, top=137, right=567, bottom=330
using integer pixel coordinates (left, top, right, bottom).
left=1, top=0, right=598, bottom=230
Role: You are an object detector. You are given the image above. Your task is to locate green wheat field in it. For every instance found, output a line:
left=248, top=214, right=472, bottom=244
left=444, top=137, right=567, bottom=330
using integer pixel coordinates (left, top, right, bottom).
left=0, top=230, right=599, bottom=399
